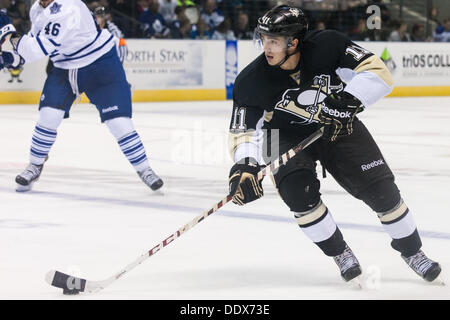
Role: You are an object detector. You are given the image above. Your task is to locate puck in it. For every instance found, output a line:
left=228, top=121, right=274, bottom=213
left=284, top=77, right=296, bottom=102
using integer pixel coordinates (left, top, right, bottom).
left=63, top=288, right=81, bottom=295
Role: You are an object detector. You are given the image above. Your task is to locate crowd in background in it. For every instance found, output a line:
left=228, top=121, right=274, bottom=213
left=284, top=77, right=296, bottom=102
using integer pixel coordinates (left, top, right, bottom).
left=0, top=0, right=449, bottom=42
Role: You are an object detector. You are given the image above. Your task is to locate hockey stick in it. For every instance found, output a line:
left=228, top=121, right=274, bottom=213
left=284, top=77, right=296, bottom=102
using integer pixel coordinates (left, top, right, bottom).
left=45, top=127, right=324, bottom=295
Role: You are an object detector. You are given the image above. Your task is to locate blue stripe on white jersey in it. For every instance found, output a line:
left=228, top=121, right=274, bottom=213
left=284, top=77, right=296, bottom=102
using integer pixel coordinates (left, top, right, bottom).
left=53, top=34, right=114, bottom=64
left=35, top=33, right=49, bottom=55
left=62, top=30, right=102, bottom=57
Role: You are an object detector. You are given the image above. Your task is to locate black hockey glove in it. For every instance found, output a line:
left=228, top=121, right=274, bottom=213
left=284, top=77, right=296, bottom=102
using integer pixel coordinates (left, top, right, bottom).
left=320, top=92, right=363, bottom=142
left=228, top=157, right=263, bottom=206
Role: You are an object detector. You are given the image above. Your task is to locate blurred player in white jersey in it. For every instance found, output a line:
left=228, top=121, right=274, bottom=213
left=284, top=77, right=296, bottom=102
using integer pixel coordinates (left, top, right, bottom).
left=0, top=0, right=163, bottom=192
left=93, top=6, right=127, bottom=65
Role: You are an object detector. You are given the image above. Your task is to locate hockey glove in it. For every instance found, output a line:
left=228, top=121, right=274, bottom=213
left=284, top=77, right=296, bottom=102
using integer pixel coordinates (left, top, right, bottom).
left=228, top=157, right=263, bottom=206
left=0, top=50, right=23, bottom=70
left=320, top=92, right=363, bottom=142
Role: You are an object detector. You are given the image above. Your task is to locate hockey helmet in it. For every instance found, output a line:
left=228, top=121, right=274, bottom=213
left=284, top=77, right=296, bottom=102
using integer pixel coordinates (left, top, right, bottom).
left=93, top=6, right=107, bottom=17
left=255, top=5, right=308, bottom=43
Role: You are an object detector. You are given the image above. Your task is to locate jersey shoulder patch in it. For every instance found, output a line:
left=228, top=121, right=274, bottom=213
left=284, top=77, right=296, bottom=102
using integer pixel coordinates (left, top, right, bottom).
left=48, top=2, right=63, bottom=15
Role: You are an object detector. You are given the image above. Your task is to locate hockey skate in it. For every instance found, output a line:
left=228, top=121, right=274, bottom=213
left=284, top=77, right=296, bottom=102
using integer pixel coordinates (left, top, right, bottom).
left=402, top=250, right=443, bottom=283
left=15, top=163, right=44, bottom=192
left=333, top=245, right=362, bottom=283
left=138, top=167, right=164, bottom=191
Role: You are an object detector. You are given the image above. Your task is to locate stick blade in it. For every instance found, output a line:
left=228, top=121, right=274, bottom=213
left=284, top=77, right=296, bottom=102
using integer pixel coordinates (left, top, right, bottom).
left=45, top=270, right=87, bottom=295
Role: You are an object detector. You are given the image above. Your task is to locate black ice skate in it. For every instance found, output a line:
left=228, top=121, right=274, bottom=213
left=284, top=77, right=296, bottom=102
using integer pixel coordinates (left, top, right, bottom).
left=402, top=250, right=442, bottom=283
left=15, top=163, right=44, bottom=192
left=333, top=245, right=362, bottom=282
left=138, top=167, right=164, bottom=191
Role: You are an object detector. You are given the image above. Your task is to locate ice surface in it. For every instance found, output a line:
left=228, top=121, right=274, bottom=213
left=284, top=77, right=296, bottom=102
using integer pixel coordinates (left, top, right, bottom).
left=0, top=97, right=449, bottom=299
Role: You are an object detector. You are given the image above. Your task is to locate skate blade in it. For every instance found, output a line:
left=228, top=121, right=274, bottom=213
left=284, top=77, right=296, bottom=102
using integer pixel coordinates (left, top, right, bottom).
left=153, top=189, right=165, bottom=196
left=16, top=183, right=32, bottom=192
left=433, top=276, right=446, bottom=286
left=348, top=276, right=363, bottom=290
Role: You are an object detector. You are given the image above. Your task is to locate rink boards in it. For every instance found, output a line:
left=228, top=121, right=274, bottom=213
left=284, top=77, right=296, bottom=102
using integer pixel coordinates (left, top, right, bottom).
left=0, top=40, right=449, bottom=104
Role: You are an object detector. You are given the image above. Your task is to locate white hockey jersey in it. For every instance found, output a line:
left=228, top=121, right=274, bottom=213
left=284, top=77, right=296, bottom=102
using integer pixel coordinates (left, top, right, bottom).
left=16, top=0, right=115, bottom=69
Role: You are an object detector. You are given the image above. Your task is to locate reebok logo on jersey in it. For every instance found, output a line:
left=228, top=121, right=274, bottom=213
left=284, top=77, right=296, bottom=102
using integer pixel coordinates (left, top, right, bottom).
left=361, top=159, right=385, bottom=171
left=101, top=106, right=119, bottom=114
left=321, top=106, right=352, bottom=118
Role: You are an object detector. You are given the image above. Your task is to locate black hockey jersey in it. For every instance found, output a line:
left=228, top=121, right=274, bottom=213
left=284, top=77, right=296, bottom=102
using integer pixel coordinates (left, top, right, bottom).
left=228, top=30, right=393, bottom=161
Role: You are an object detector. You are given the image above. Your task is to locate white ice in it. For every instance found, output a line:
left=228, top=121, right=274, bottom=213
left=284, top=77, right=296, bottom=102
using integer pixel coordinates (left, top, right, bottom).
left=0, top=97, right=449, bottom=300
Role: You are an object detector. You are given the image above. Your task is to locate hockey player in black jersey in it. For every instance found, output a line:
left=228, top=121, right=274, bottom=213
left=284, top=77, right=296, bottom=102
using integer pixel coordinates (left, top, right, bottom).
left=228, top=5, right=442, bottom=284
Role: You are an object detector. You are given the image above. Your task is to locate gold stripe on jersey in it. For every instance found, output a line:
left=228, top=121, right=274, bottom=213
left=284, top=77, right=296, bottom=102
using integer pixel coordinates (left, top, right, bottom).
left=354, top=55, right=394, bottom=87
left=228, top=131, right=255, bottom=158
left=294, top=201, right=328, bottom=226
left=264, top=111, right=274, bottom=122
left=378, top=199, right=408, bottom=223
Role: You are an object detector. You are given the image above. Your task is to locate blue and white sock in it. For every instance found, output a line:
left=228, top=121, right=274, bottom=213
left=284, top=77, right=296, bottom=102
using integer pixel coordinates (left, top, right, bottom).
left=117, top=131, right=149, bottom=172
left=30, top=124, right=57, bottom=165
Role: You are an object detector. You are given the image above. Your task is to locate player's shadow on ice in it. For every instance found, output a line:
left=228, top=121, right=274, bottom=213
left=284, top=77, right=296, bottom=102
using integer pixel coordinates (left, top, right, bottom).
left=142, top=266, right=343, bottom=291
left=125, top=267, right=447, bottom=293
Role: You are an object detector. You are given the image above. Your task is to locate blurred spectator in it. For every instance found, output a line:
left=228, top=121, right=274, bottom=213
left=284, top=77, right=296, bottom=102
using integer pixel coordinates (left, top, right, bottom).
left=191, top=17, right=211, bottom=39
left=0, top=0, right=11, bottom=11
left=233, top=11, right=252, bottom=39
left=388, top=20, right=411, bottom=42
left=433, top=18, right=450, bottom=42
left=211, top=17, right=235, bottom=40
left=326, top=0, right=364, bottom=34
left=218, top=0, right=243, bottom=24
left=410, top=23, right=425, bottom=42
left=170, top=5, right=192, bottom=39
left=315, top=20, right=326, bottom=31
left=200, top=0, right=224, bottom=34
left=429, top=7, right=441, bottom=28
left=159, top=0, right=177, bottom=24
left=7, top=0, right=29, bottom=34
left=138, top=0, right=149, bottom=14
left=350, top=18, right=370, bottom=41
left=140, top=0, right=171, bottom=38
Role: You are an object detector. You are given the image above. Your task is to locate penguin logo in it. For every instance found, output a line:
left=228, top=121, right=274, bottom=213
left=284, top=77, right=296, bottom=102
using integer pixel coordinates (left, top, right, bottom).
left=275, top=75, right=329, bottom=124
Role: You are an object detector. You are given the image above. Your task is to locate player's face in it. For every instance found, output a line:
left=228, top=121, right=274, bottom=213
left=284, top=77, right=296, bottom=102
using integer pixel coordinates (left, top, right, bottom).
left=39, top=0, right=54, bottom=8
left=260, top=34, right=290, bottom=66
left=96, top=16, right=106, bottom=29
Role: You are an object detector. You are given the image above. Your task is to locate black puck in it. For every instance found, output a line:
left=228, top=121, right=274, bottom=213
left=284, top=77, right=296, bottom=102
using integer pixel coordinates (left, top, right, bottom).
left=63, top=288, right=81, bottom=295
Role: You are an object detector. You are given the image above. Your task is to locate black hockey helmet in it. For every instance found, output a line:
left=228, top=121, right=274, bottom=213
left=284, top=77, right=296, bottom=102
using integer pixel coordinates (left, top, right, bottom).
left=93, top=6, right=107, bottom=17
left=256, top=5, right=308, bottom=41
